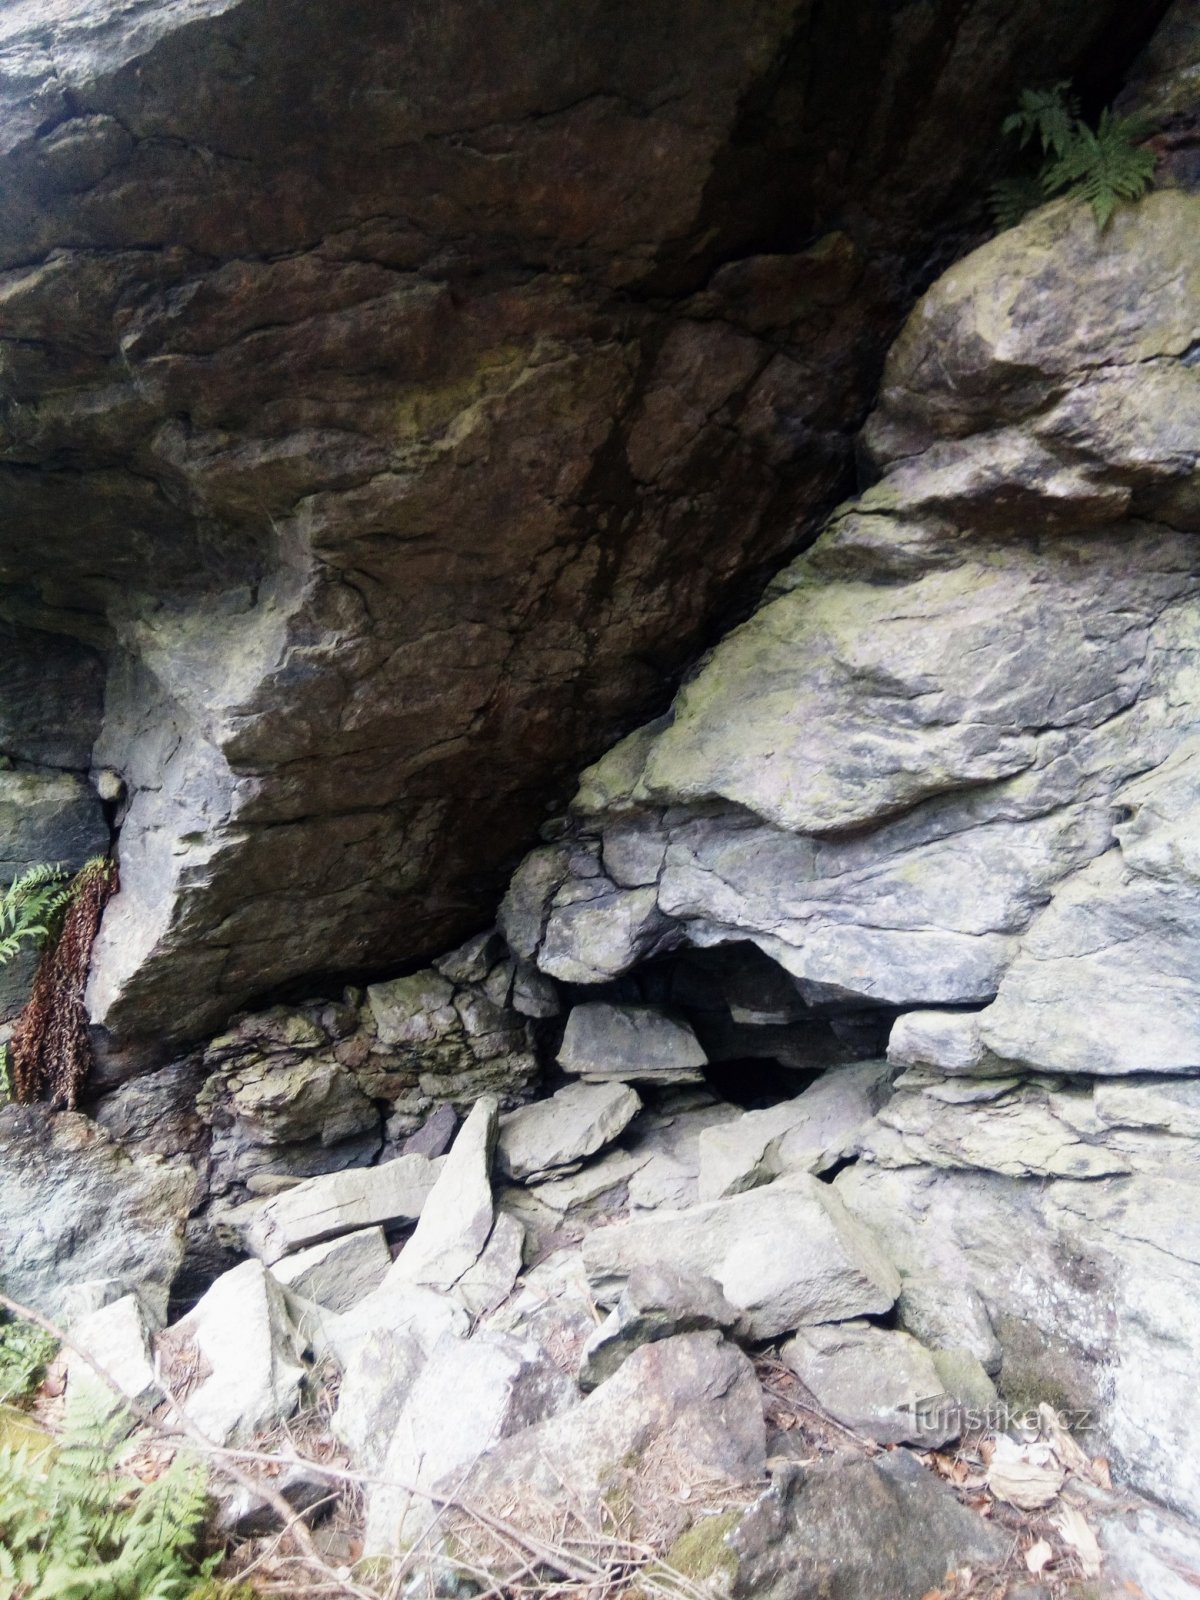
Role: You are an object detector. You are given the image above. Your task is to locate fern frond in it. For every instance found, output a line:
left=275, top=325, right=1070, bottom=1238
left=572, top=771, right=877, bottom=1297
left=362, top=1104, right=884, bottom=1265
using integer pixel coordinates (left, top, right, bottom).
left=1041, top=108, right=1157, bottom=227
left=989, top=173, right=1047, bottom=230
left=1002, top=82, right=1079, bottom=156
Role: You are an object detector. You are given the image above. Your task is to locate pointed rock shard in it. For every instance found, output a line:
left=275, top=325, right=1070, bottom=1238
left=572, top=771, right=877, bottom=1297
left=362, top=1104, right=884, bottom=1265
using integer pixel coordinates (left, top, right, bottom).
left=390, top=1094, right=499, bottom=1291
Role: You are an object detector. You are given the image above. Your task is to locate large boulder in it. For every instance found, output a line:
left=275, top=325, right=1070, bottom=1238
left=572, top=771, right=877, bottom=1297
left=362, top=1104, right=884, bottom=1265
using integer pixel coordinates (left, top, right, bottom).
left=0, top=1105, right=193, bottom=1324
left=582, top=1172, right=900, bottom=1339
left=512, top=188, right=1200, bottom=1081
left=0, top=0, right=1155, bottom=1051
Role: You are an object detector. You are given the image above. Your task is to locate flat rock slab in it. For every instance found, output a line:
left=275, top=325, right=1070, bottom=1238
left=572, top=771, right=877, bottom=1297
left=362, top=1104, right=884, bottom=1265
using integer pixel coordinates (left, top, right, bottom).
left=443, top=1331, right=765, bottom=1576
left=239, top=1152, right=443, bottom=1263
left=583, top=1173, right=900, bottom=1339
left=781, top=1320, right=958, bottom=1447
left=269, top=1225, right=391, bottom=1313
left=497, top=1080, right=642, bottom=1183
left=729, top=1450, right=1008, bottom=1600
left=558, top=1002, right=707, bottom=1084
left=698, top=1060, right=893, bottom=1200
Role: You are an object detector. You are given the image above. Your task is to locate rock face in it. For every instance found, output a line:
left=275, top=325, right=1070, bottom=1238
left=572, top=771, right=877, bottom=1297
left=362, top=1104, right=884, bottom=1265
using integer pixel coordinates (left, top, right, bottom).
left=0, top=0, right=1160, bottom=1049
left=0, top=1105, right=193, bottom=1323
left=516, top=186, right=1200, bottom=1085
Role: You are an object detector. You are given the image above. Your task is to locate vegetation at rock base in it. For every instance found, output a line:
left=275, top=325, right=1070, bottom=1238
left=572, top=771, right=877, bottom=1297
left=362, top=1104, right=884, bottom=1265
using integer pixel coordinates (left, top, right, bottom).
left=0, top=867, right=72, bottom=970
left=7, top=857, right=118, bottom=1110
left=992, top=83, right=1157, bottom=229
left=0, top=1317, right=57, bottom=1407
left=0, top=1388, right=246, bottom=1600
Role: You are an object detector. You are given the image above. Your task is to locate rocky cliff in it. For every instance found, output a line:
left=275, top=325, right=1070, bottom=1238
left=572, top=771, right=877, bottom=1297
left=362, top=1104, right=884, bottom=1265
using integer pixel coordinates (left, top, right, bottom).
left=0, top=0, right=1167, bottom=1052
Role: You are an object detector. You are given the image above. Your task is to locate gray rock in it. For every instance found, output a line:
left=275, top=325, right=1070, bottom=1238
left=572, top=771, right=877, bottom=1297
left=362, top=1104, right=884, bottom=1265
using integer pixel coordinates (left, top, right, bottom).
left=67, top=1293, right=159, bottom=1414
left=781, top=1321, right=958, bottom=1447
left=364, top=1329, right=578, bottom=1553
left=860, top=1077, right=1131, bottom=1179
left=269, top=1226, right=391, bottom=1312
left=332, top=1326, right=425, bottom=1473
left=896, top=1275, right=1002, bottom=1376
left=390, top=1095, right=497, bottom=1291
left=307, top=1279, right=469, bottom=1376
left=579, top=1265, right=741, bottom=1390
left=161, top=1259, right=305, bottom=1445
left=728, top=1450, right=1008, bottom=1600
left=539, top=882, right=673, bottom=984
left=0, top=1105, right=193, bottom=1325
left=697, top=1060, right=893, bottom=1200
left=400, top=1102, right=458, bottom=1157
left=496, top=1080, right=642, bottom=1183
left=558, top=1002, right=707, bottom=1084
left=835, top=1159, right=1200, bottom=1519
left=582, top=1173, right=900, bottom=1339
left=239, top=1152, right=443, bottom=1264
left=453, top=1210, right=526, bottom=1318
left=441, top=1332, right=765, bottom=1575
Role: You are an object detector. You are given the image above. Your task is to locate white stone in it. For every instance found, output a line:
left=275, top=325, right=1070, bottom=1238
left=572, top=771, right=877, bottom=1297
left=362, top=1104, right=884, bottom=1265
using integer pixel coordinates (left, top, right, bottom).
left=166, top=1259, right=305, bottom=1445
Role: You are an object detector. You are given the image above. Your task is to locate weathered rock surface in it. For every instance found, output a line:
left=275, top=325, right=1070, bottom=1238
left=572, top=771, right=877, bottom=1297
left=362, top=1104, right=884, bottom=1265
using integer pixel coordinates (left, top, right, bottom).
left=836, top=1158, right=1200, bottom=1518
left=579, top=1264, right=741, bottom=1390
left=728, top=1451, right=1008, bottom=1600
left=443, top=1332, right=766, bottom=1572
left=496, top=1080, right=642, bottom=1183
left=239, top=1152, right=442, bottom=1264
left=66, top=1292, right=159, bottom=1412
left=268, top=1225, right=390, bottom=1312
left=0, top=0, right=1156, bottom=1049
left=781, top=1321, right=958, bottom=1447
left=558, top=1001, right=707, bottom=1084
left=388, top=1094, right=498, bottom=1292
left=698, top=1060, right=894, bottom=1199
left=160, top=1258, right=305, bottom=1445
left=0, top=1105, right=193, bottom=1323
left=513, top=189, right=1200, bottom=1082
left=364, top=1329, right=577, bottom=1553
left=582, top=1173, right=900, bottom=1339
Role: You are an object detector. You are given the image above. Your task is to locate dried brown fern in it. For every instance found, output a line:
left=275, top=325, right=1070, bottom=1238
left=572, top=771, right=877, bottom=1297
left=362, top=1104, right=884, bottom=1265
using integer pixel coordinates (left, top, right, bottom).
left=10, top=857, right=118, bottom=1109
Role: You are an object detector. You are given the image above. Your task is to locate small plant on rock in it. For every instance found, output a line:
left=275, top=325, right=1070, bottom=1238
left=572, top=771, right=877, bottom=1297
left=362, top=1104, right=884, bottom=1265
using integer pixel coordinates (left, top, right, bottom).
left=992, top=82, right=1157, bottom=230
left=0, top=1314, right=57, bottom=1405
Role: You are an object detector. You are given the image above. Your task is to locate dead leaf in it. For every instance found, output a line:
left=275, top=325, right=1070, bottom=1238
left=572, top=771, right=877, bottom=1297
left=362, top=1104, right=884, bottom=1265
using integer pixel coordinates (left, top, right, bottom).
left=1039, top=1403, right=1092, bottom=1477
left=1025, top=1538, right=1054, bottom=1575
left=985, top=1435, right=1066, bottom=1510
left=1092, top=1455, right=1113, bottom=1489
left=1054, top=1504, right=1102, bottom=1578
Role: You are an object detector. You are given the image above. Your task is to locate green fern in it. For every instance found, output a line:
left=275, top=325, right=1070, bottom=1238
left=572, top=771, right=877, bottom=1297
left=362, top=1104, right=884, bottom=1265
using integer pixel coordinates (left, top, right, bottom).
left=0, top=864, right=72, bottom=967
left=994, top=84, right=1157, bottom=231
left=0, top=1315, right=57, bottom=1404
left=0, top=1388, right=249, bottom=1600
left=1002, top=82, right=1080, bottom=157
left=1040, top=108, right=1158, bottom=229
